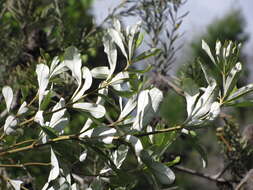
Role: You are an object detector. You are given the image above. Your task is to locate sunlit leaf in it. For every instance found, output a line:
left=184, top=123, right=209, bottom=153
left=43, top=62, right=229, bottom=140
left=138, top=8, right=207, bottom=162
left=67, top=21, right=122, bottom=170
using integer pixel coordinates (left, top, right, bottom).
left=103, top=33, right=117, bottom=77
left=91, top=66, right=110, bottom=79
left=36, top=64, right=50, bottom=108
left=125, top=135, right=143, bottom=160
left=64, top=46, right=82, bottom=87
left=127, top=21, right=141, bottom=59
left=17, top=101, right=28, bottom=115
left=73, top=103, right=106, bottom=118
left=202, top=40, right=216, bottom=65
left=226, top=84, right=253, bottom=102
left=34, top=110, right=45, bottom=126
left=4, top=115, right=18, bottom=135
left=48, top=148, right=60, bottom=182
left=73, top=67, right=93, bottom=102
left=91, top=126, right=117, bottom=144
left=223, top=62, right=242, bottom=98
left=50, top=56, right=66, bottom=77
left=9, top=179, right=23, bottom=190
left=108, top=28, right=127, bottom=59
left=79, top=150, right=88, bottom=162
left=2, top=86, right=13, bottom=112
left=118, top=95, right=137, bottom=120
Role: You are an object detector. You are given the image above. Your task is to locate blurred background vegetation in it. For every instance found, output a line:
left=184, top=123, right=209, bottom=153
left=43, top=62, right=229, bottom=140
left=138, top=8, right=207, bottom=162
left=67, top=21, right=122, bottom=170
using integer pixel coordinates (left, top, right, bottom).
left=0, top=0, right=253, bottom=189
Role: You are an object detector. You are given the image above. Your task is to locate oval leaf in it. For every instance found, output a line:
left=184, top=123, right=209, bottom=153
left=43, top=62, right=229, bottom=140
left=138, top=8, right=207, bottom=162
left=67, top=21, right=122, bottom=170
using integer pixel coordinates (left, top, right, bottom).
left=2, top=86, right=13, bottom=112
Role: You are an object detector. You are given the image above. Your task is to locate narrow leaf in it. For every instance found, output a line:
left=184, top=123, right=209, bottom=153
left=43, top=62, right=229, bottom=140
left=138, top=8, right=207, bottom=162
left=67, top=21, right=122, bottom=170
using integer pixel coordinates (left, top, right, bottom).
left=48, top=148, right=60, bottom=182
left=133, top=48, right=161, bottom=63
left=36, top=64, right=50, bottom=107
left=73, top=103, right=106, bottom=118
left=73, top=67, right=92, bottom=102
left=202, top=40, right=216, bottom=65
left=17, top=101, right=28, bottom=115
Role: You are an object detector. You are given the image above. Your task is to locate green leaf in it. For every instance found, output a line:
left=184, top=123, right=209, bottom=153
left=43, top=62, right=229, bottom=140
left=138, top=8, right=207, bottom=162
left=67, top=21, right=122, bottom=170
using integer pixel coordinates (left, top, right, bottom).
left=111, top=88, right=135, bottom=98
left=40, top=126, right=59, bottom=139
left=165, top=156, right=181, bottom=167
left=182, top=78, right=199, bottom=96
left=132, top=48, right=161, bottom=63
left=128, top=64, right=153, bottom=74
left=135, top=32, right=144, bottom=49
left=40, top=90, right=53, bottom=111
left=202, top=40, right=216, bottom=65
left=149, top=162, right=175, bottom=185
left=186, top=132, right=208, bottom=168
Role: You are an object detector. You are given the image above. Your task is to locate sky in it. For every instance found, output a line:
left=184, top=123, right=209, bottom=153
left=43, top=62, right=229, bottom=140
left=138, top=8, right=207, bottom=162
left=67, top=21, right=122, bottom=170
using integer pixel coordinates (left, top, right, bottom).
left=92, top=0, right=253, bottom=77
left=92, top=0, right=253, bottom=51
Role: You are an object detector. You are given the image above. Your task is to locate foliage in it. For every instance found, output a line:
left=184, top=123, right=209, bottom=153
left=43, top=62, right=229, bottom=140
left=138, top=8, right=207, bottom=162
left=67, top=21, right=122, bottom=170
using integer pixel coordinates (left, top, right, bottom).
left=1, top=1, right=253, bottom=190
left=0, top=15, right=253, bottom=189
left=179, top=10, right=248, bottom=87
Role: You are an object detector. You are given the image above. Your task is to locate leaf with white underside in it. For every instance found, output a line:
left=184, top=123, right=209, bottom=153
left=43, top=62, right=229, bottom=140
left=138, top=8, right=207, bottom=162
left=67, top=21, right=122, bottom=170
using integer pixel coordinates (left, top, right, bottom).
left=9, top=179, right=23, bottom=190
left=133, top=88, right=163, bottom=131
left=49, top=56, right=66, bottom=77
left=125, top=135, right=143, bottom=159
left=73, top=67, right=92, bottom=102
left=202, top=40, right=216, bottom=65
left=2, top=86, right=13, bottom=112
left=73, top=103, right=105, bottom=118
left=48, top=148, right=60, bottom=182
left=185, top=81, right=218, bottom=125
left=207, top=102, right=220, bottom=121
left=149, top=162, right=175, bottom=185
left=17, top=101, right=28, bottom=115
left=108, top=28, right=127, bottom=59
left=79, top=150, right=87, bottom=162
left=118, top=95, right=137, bottom=120
left=91, top=66, right=110, bottom=79
left=91, top=127, right=117, bottom=144
left=49, top=98, right=66, bottom=127
left=36, top=64, right=50, bottom=108
left=4, top=115, right=18, bottom=135
left=132, top=90, right=149, bottom=131
left=103, top=35, right=117, bottom=78
left=149, top=88, right=163, bottom=113
left=226, top=83, right=253, bottom=102
left=64, top=47, right=82, bottom=86
left=34, top=110, right=45, bottom=126
left=113, top=145, right=129, bottom=168
left=224, top=62, right=242, bottom=98
left=110, top=72, right=130, bottom=93
left=127, top=21, right=141, bottom=59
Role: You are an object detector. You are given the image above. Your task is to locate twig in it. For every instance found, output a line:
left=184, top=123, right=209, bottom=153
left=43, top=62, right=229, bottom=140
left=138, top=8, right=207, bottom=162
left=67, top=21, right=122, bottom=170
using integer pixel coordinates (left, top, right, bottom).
left=0, top=162, right=51, bottom=168
left=135, top=125, right=182, bottom=137
left=173, top=165, right=227, bottom=183
left=235, top=169, right=253, bottom=190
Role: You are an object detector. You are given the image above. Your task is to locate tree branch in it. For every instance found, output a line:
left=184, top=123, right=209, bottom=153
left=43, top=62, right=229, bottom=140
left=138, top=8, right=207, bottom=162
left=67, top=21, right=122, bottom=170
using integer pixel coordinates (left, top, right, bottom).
left=173, top=165, right=227, bottom=183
